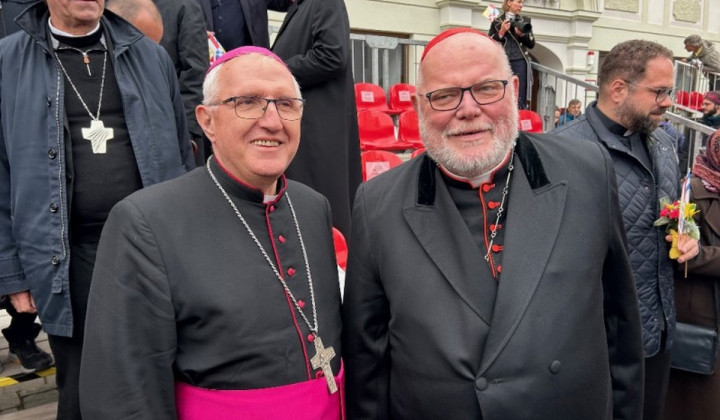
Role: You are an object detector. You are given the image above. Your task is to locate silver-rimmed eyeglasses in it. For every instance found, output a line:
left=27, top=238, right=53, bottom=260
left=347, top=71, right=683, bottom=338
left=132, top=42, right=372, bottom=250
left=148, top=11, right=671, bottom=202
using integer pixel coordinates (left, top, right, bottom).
left=624, top=81, right=676, bottom=104
left=423, top=80, right=509, bottom=111
left=210, top=95, right=305, bottom=121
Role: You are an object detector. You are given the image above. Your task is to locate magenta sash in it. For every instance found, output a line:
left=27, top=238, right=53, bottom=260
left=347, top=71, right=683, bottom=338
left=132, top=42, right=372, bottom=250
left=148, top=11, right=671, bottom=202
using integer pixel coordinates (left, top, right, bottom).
left=175, top=364, right=344, bottom=420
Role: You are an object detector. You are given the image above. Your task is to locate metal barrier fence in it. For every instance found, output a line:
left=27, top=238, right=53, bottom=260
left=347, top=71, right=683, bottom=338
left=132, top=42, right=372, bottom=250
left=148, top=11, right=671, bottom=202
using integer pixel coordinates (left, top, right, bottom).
left=530, top=62, right=598, bottom=132
left=349, top=34, right=425, bottom=90
left=345, top=34, right=714, bottom=167
left=676, top=60, right=720, bottom=93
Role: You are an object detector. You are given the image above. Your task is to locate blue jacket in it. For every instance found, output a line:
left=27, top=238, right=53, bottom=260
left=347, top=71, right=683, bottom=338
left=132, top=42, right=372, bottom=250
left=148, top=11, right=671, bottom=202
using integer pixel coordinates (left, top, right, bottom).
left=556, top=112, right=576, bottom=126
left=552, top=102, right=679, bottom=357
left=0, top=3, right=194, bottom=336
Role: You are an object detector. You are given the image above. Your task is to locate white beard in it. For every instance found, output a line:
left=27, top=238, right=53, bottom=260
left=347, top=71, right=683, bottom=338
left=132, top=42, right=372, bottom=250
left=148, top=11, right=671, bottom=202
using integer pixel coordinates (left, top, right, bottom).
left=419, top=105, right=518, bottom=178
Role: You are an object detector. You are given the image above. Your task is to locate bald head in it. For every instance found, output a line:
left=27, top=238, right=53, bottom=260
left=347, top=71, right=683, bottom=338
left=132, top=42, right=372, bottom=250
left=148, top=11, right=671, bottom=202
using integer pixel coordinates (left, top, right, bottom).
left=418, top=32, right=513, bottom=92
left=202, top=51, right=301, bottom=106
left=106, top=0, right=163, bottom=43
left=412, top=31, right=518, bottom=178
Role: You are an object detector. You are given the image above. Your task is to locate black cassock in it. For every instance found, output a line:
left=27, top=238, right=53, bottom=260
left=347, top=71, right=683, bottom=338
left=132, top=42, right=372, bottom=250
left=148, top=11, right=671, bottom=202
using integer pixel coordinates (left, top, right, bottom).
left=272, top=0, right=362, bottom=237
left=80, top=158, right=342, bottom=419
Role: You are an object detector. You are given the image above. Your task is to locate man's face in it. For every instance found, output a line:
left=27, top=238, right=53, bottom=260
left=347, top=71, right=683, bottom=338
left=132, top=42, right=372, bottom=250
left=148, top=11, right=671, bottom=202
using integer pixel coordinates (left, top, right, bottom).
left=701, top=100, right=717, bottom=116
left=413, top=34, right=518, bottom=178
left=684, top=43, right=697, bottom=53
left=197, top=55, right=301, bottom=194
left=616, top=57, right=674, bottom=134
left=46, top=0, right=104, bottom=35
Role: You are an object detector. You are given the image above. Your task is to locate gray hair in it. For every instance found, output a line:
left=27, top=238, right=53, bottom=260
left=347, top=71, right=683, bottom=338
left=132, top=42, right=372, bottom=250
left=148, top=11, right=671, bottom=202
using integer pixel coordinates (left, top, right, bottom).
left=417, top=33, right=514, bottom=92
left=684, top=35, right=702, bottom=47
left=202, top=55, right=302, bottom=105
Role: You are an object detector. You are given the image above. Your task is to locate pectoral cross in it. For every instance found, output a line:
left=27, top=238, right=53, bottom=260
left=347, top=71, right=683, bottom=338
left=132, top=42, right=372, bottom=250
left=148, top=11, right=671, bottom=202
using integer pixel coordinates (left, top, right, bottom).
left=81, top=120, right=114, bottom=154
left=310, top=335, right=337, bottom=394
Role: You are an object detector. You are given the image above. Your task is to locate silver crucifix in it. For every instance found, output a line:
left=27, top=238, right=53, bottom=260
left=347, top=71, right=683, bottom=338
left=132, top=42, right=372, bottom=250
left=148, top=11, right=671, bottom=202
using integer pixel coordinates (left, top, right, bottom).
left=81, top=119, right=114, bottom=154
left=310, top=335, right=337, bottom=394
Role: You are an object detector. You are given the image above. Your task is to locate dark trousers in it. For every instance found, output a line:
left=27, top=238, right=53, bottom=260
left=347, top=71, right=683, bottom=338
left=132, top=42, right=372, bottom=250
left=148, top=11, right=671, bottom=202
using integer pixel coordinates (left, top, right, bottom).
left=510, top=58, right=529, bottom=110
left=0, top=296, right=41, bottom=345
left=644, top=334, right=672, bottom=420
left=48, top=242, right=96, bottom=420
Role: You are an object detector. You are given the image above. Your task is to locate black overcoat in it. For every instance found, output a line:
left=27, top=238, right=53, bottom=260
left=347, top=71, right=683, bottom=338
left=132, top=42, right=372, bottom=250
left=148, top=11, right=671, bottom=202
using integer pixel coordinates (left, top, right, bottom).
left=343, top=134, right=645, bottom=419
left=272, top=0, right=362, bottom=237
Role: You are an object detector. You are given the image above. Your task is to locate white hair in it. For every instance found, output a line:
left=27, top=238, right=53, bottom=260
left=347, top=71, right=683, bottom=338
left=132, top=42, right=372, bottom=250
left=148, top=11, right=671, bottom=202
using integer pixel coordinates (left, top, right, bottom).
left=202, top=54, right=302, bottom=105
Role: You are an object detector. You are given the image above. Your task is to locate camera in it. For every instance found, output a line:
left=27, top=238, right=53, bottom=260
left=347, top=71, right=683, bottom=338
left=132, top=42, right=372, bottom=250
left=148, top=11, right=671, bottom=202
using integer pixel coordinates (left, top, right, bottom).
left=505, top=12, right=532, bottom=33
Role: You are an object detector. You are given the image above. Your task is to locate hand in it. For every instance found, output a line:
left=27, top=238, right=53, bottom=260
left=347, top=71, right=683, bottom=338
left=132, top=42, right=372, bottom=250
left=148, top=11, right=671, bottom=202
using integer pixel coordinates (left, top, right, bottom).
left=499, top=20, right=511, bottom=36
left=9, top=291, right=37, bottom=314
left=514, top=27, right=524, bottom=37
left=666, top=234, right=700, bottom=263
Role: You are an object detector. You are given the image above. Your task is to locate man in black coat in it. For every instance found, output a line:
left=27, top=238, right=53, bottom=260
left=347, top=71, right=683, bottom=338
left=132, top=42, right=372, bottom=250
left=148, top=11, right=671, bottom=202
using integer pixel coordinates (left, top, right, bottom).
left=154, top=0, right=209, bottom=163
left=343, top=28, right=644, bottom=420
left=196, top=0, right=292, bottom=50
left=272, top=0, right=361, bottom=237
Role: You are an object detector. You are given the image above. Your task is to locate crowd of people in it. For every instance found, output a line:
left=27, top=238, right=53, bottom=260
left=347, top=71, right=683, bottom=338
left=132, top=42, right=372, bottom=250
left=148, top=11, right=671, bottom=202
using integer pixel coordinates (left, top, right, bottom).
left=0, top=1, right=718, bottom=420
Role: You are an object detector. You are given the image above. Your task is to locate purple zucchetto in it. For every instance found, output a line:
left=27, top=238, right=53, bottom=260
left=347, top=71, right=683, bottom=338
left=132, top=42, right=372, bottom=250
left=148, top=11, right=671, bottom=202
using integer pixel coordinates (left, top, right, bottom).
left=206, top=46, right=289, bottom=77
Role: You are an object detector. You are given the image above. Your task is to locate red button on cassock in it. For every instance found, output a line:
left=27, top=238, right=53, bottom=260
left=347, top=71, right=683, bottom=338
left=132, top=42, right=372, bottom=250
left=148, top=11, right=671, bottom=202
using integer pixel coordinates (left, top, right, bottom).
left=287, top=267, right=296, bottom=276
left=278, top=235, right=286, bottom=243
left=490, top=223, right=502, bottom=231
left=298, top=300, right=306, bottom=308
left=488, top=201, right=500, bottom=209
left=482, top=183, right=495, bottom=193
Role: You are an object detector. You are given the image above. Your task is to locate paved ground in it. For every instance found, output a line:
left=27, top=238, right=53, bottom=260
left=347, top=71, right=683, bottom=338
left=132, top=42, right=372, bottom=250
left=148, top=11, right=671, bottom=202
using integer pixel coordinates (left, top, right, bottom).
left=0, top=311, right=57, bottom=419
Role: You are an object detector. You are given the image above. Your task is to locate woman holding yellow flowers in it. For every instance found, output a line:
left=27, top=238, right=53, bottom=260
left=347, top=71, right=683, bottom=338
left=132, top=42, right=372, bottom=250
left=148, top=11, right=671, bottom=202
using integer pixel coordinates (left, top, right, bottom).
left=664, top=129, right=720, bottom=420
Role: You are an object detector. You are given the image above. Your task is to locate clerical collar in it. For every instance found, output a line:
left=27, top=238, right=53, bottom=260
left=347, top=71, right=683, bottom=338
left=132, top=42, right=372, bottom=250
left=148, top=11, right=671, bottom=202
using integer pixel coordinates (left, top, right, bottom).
left=49, top=17, right=101, bottom=38
left=594, top=104, right=630, bottom=136
left=50, top=20, right=105, bottom=50
left=439, top=150, right=513, bottom=189
left=210, top=156, right=287, bottom=204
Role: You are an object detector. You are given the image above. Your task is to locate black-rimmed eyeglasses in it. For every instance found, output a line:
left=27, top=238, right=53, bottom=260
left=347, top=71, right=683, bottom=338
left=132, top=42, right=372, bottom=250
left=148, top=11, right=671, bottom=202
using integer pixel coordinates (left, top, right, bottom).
left=623, top=81, right=676, bottom=104
left=210, top=95, right=305, bottom=121
left=423, top=80, right=509, bottom=111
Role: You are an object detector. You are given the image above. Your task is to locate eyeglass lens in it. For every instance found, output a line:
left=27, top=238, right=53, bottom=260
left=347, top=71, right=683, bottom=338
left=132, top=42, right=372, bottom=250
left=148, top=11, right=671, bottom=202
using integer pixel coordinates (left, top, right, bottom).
left=427, top=80, right=507, bottom=111
left=231, top=96, right=304, bottom=120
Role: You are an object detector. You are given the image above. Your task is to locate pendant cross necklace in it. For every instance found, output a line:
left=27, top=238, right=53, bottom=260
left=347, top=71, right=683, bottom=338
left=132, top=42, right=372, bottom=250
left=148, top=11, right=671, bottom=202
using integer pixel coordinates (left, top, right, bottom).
left=206, top=158, right=338, bottom=393
left=54, top=49, right=114, bottom=154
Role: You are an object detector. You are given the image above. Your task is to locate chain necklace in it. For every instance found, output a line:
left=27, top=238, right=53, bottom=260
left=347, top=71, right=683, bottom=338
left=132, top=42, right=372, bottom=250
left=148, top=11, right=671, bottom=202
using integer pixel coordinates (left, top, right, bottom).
left=54, top=49, right=115, bottom=154
left=206, top=157, right=338, bottom=393
left=484, top=142, right=516, bottom=262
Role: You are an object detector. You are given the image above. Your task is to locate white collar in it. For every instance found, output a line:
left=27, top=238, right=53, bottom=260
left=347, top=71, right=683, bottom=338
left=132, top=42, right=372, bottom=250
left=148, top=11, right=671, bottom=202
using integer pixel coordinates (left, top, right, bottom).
left=48, top=17, right=101, bottom=38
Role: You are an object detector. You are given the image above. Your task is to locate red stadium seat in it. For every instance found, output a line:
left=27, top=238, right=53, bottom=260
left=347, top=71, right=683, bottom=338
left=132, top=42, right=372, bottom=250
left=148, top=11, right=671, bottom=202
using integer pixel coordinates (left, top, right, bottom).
left=388, top=83, right=417, bottom=113
left=361, top=150, right=404, bottom=181
left=676, top=90, right=691, bottom=107
left=689, top=91, right=704, bottom=111
left=332, top=227, right=348, bottom=271
left=398, top=110, right=423, bottom=148
left=517, top=109, right=543, bottom=133
left=357, top=110, right=412, bottom=151
left=355, top=83, right=397, bottom=114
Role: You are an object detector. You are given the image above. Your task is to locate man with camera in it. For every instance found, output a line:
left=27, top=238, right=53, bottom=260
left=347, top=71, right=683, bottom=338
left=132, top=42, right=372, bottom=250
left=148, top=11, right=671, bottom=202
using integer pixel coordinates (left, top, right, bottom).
left=489, top=0, right=534, bottom=109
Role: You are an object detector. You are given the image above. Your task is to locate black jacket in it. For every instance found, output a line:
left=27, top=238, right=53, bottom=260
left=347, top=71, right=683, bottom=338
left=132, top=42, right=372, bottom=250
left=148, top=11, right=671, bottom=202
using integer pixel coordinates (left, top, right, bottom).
left=488, top=13, right=534, bottom=62
left=153, top=0, right=209, bottom=142
left=553, top=102, right=680, bottom=357
left=195, top=0, right=292, bottom=49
